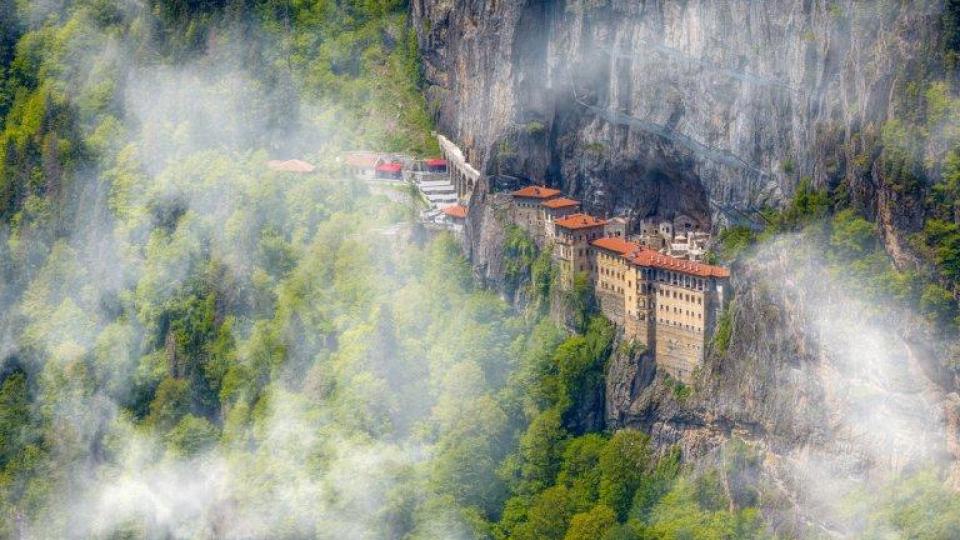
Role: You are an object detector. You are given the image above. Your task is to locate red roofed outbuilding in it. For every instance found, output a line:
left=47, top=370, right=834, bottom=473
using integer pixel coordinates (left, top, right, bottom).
left=555, top=213, right=608, bottom=231
left=375, top=162, right=403, bottom=180
left=343, top=151, right=384, bottom=179
left=512, top=185, right=562, bottom=199
left=553, top=213, right=607, bottom=288
left=441, top=204, right=468, bottom=220
left=540, top=197, right=582, bottom=243
left=268, top=159, right=316, bottom=174
left=511, top=185, right=564, bottom=244
left=424, top=158, right=448, bottom=172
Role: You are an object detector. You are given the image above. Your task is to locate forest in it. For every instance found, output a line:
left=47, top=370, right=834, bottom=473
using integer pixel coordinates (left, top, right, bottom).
left=1, top=0, right=959, bottom=539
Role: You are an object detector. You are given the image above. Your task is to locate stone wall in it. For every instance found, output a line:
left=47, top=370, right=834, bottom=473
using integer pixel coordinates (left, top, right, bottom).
left=654, top=323, right=704, bottom=382
left=597, top=289, right=624, bottom=324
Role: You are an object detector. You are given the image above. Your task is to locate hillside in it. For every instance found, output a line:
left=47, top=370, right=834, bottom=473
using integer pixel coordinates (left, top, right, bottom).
left=1, top=1, right=960, bottom=539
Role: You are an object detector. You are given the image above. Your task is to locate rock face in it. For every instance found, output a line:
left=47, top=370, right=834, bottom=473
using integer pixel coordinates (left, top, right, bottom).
left=412, top=1, right=959, bottom=531
left=608, top=235, right=959, bottom=534
left=412, top=0, right=943, bottom=228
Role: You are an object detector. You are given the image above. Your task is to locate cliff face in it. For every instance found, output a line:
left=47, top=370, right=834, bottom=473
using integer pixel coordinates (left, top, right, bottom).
left=614, top=235, right=960, bottom=534
left=413, top=0, right=959, bottom=531
left=413, top=0, right=944, bottom=242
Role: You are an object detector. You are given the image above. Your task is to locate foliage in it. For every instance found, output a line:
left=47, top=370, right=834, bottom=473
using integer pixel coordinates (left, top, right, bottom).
left=846, top=468, right=960, bottom=538
left=717, top=225, right=755, bottom=261
left=504, top=224, right=539, bottom=296
left=712, top=303, right=734, bottom=356
left=770, top=177, right=830, bottom=232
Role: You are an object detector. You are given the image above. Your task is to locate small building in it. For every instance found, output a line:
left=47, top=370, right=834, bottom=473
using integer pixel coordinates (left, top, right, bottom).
left=658, top=221, right=674, bottom=240
left=605, top=216, right=630, bottom=238
left=511, top=185, right=562, bottom=242
left=375, top=162, right=403, bottom=180
left=636, top=218, right=667, bottom=249
left=674, top=214, right=699, bottom=234
left=540, top=197, right=581, bottom=244
left=554, top=213, right=607, bottom=289
left=268, top=159, right=316, bottom=174
left=344, top=152, right=383, bottom=179
left=424, top=158, right=448, bottom=173
left=441, top=204, right=468, bottom=236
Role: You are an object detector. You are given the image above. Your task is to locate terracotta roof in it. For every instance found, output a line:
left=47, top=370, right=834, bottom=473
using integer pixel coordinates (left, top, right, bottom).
left=425, top=158, right=447, bottom=167
left=344, top=152, right=382, bottom=168
left=625, top=249, right=730, bottom=278
left=555, top=213, right=607, bottom=230
left=267, top=159, right=316, bottom=173
left=512, top=185, right=562, bottom=199
left=441, top=204, right=468, bottom=219
left=376, top=162, right=402, bottom=173
left=541, top=197, right=580, bottom=209
left=591, top=236, right=640, bottom=255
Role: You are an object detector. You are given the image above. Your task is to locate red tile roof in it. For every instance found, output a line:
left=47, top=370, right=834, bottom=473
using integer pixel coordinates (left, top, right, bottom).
left=267, top=159, right=316, bottom=173
left=591, top=236, right=640, bottom=255
left=441, top=204, right=468, bottom=219
left=541, top=197, right=580, bottom=209
left=376, top=162, right=403, bottom=173
left=625, top=249, right=730, bottom=278
left=344, top=152, right=382, bottom=168
left=512, top=185, right=562, bottom=199
left=555, top=213, right=607, bottom=230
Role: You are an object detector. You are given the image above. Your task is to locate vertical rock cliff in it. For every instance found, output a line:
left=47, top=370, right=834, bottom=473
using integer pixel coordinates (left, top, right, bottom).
left=413, top=0, right=945, bottom=233
left=413, top=1, right=960, bottom=533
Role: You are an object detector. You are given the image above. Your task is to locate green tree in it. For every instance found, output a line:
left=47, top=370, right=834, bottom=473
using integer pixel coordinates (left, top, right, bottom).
left=517, top=486, right=574, bottom=540
left=0, top=371, right=33, bottom=468
left=599, top=430, right=652, bottom=519
left=165, top=414, right=218, bottom=457
left=146, top=376, right=190, bottom=432
left=564, top=505, right=617, bottom=540
left=830, top=209, right=877, bottom=257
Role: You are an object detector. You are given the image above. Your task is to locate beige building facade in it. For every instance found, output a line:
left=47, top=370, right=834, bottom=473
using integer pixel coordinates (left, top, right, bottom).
left=541, top=198, right=581, bottom=244
left=511, top=186, right=562, bottom=243
left=554, top=213, right=606, bottom=289
left=507, top=184, right=729, bottom=383
left=590, top=238, right=729, bottom=383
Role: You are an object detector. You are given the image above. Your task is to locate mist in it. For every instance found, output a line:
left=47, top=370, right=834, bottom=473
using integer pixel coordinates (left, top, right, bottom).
left=4, top=1, right=960, bottom=539
left=0, top=2, right=508, bottom=538
left=714, top=225, right=960, bottom=536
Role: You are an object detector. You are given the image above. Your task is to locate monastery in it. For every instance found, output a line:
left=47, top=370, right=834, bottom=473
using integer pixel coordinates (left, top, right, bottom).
left=341, top=137, right=729, bottom=383
left=510, top=186, right=730, bottom=383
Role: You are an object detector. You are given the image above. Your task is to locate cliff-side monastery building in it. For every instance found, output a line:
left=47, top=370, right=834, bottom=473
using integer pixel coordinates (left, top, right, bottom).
left=511, top=186, right=730, bottom=383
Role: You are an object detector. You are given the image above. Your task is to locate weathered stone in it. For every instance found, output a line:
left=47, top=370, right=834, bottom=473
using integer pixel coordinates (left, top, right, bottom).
left=412, top=0, right=943, bottom=227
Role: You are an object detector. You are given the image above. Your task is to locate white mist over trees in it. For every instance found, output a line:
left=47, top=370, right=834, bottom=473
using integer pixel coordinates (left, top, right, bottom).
left=0, top=1, right=683, bottom=537
left=2, top=1, right=960, bottom=539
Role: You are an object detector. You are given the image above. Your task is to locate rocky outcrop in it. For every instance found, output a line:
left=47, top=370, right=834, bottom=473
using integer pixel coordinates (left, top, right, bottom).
left=415, top=1, right=945, bottom=225
left=413, top=1, right=959, bottom=532
left=608, top=234, right=959, bottom=533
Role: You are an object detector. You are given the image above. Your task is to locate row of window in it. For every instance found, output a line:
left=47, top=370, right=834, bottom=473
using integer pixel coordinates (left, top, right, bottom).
left=654, top=318, right=703, bottom=333
left=567, top=231, right=602, bottom=242
left=600, top=281, right=624, bottom=294
left=656, top=288, right=703, bottom=305
left=656, top=270, right=708, bottom=290
left=600, top=266, right=625, bottom=280
left=658, top=304, right=703, bottom=319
